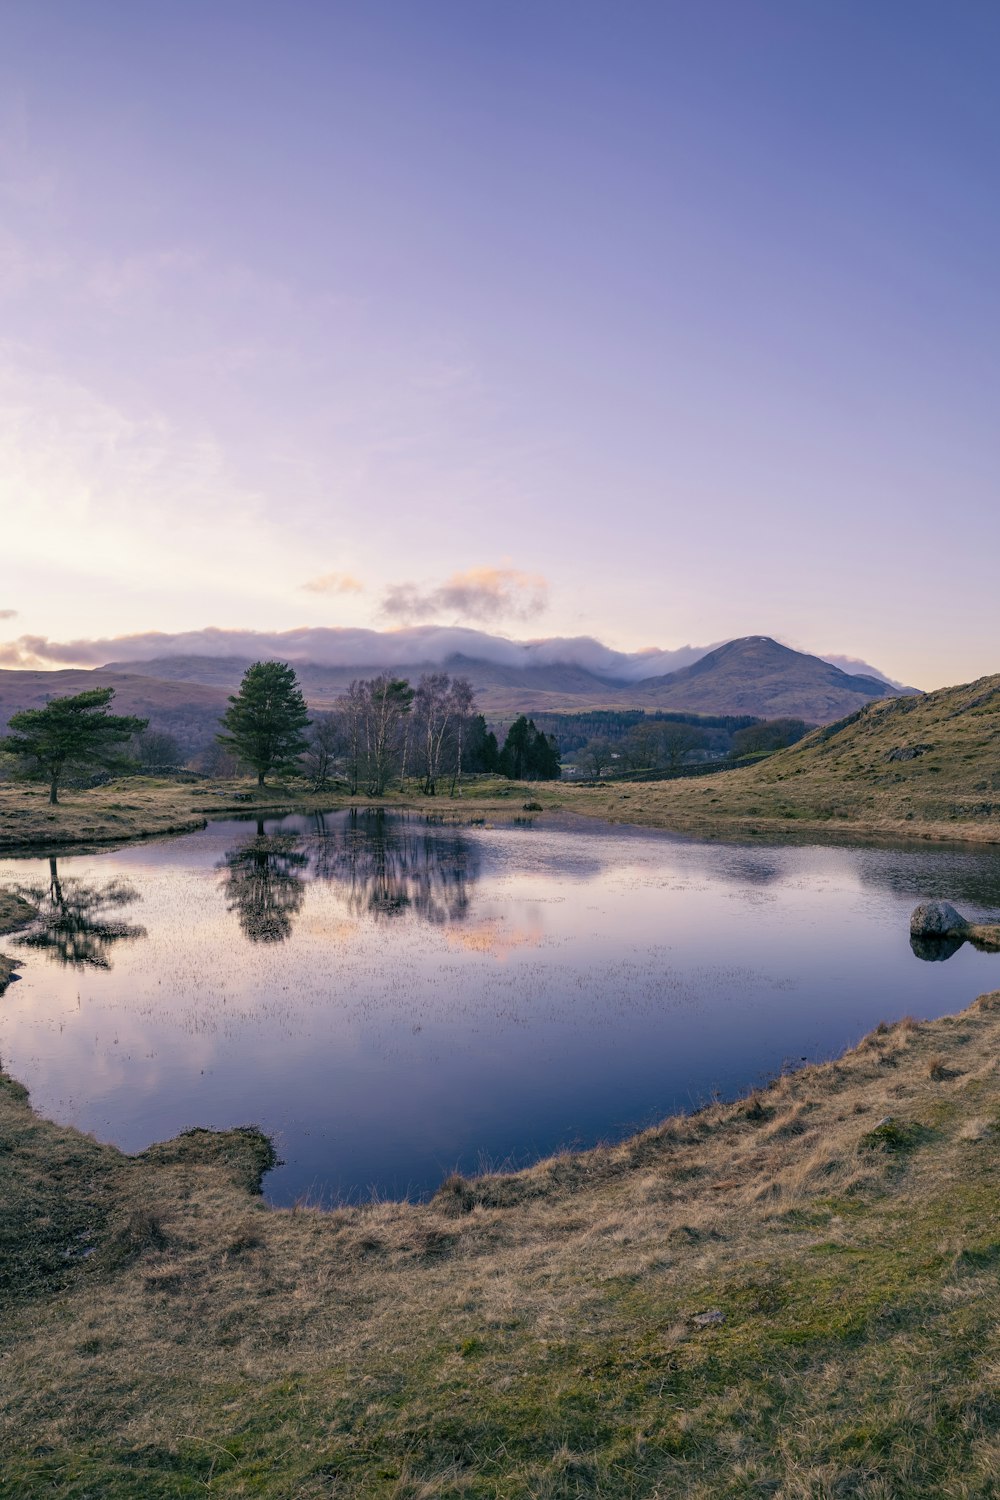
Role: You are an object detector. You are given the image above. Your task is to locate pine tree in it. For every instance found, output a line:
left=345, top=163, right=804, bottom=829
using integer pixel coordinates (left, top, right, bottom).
left=217, top=661, right=311, bottom=786
left=2, top=688, right=149, bottom=804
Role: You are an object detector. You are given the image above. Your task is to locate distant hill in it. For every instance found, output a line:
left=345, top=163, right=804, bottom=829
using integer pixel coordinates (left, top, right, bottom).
left=0, top=669, right=229, bottom=759
left=627, top=636, right=912, bottom=721
left=102, top=636, right=911, bottom=723
left=0, top=636, right=913, bottom=761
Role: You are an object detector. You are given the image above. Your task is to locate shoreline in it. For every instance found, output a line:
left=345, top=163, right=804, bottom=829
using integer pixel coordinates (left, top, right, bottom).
left=4, top=976, right=1000, bottom=1493
left=2, top=773, right=1000, bottom=857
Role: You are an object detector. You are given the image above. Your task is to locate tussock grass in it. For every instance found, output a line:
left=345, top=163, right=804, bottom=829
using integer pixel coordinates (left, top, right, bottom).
left=5, top=991, right=1000, bottom=1493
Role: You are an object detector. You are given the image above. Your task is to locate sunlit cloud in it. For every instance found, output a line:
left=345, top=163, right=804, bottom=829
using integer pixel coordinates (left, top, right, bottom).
left=0, top=609, right=17, bottom=620
left=381, top=567, right=549, bottom=625
left=300, top=572, right=364, bottom=596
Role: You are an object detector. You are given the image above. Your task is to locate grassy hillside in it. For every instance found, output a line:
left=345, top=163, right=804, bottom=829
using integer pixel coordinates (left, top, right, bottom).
left=553, top=672, right=1000, bottom=843
left=4, top=984, right=1000, bottom=1496
left=0, top=667, right=228, bottom=757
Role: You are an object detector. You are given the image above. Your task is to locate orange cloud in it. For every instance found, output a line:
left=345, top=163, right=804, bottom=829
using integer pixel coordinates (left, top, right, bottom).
left=301, top=572, right=364, bottom=595
left=382, top=566, right=549, bottom=624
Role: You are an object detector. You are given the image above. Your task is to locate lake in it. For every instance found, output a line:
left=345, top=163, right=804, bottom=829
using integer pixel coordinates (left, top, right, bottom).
left=2, top=809, right=999, bottom=1204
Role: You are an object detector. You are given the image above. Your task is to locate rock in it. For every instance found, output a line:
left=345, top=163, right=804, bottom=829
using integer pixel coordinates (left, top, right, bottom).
left=910, top=901, right=970, bottom=939
left=691, top=1308, right=725, bottom=1327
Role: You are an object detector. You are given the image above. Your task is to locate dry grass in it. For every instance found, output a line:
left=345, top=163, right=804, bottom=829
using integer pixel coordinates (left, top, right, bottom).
left=1, top=670, right=999, bottom=856
left=535, top=672, right=1000, bottom=846
left=0, top=776, right=540, bottom=853
left=5, top=988, right=1000, bottom=1495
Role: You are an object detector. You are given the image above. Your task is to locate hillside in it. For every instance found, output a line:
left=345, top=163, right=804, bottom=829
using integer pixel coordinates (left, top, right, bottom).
left=555, top=671, right=1000, bottom=842
left=104, top=653, right=631, bottom=716
left=629, top=636, right=910, bottom=720
left=0, top=669, right=229, bottom=758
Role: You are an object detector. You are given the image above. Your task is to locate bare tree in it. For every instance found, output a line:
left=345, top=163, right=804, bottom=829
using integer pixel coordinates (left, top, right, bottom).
left=580, top=737, right=615, bottom=779
left=414, top=673, right=456, bottom=796
left=363, top=676, right=414, bottom=796
left=302, top=711, right=345, bottom=790
left=448, top=678, right=476, bottom=796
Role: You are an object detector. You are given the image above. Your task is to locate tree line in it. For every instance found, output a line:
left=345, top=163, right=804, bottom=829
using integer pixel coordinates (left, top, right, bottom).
left=0, top=660, right=562, bottom=800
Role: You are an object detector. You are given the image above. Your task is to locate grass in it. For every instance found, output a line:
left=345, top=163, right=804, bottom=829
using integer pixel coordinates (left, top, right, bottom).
left=0, top=886, right=35, bottom=993
left=537, top=670, right=1000, bottom=846
left=4, top=671, right=1000, bottom=856
left=5, top=984, right=1000, bottom=1495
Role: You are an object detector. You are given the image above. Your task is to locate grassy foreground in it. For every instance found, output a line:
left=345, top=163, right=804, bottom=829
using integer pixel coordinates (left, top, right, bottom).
left=4, top=986, right=1000, bottom=1496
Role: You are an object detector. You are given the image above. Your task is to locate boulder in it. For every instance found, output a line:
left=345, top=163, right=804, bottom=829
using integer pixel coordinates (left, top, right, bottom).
left=910, top=901, right=970, bottom=939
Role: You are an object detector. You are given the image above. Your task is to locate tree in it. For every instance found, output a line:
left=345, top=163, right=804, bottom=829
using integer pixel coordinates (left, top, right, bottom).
left=730, top=718, right=809, bottom=757
left=448, top=677, right=476, bottom=795
left=302, top=711, right=345, bottom=790
left=579, top=737, right=614, bottom=779
left=361, top=676, right=414, bottom=795
left=130, top=728, right=182, bottom=769
left=498, top=716, right=561, bottom=781
left=2, top=687, right=149, bottom=804
left=216, top=661, right=311, bottom=786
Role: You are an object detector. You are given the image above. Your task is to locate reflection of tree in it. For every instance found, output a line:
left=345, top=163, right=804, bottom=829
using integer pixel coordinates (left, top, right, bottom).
left=14, top=857, right=146, bottom=969
left=310, top=810, right=480, bottom=925
left=220, top=821, right=308, bottom=943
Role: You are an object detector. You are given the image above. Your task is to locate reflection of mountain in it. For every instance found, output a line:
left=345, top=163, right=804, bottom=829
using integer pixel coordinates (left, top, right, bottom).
left=310, top=810, right=480, bottom=924
left=14, top=858, right=146, bottom=969
left=219, top=822, right=308, bottom=943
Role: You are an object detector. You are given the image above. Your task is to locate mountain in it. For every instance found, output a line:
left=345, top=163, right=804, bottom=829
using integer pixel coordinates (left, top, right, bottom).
left=626, top=637, right=912, bottom=721
left=103, top=636, right=910, bottom=723
left=0, top=637, right=913, bottom=760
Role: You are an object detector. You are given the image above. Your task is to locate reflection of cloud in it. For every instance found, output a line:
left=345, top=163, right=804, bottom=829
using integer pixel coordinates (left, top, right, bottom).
left=381, top=567, right=549, bottom=625
left=446, top=918, right=544, bottom=961
left=301, top=572, right=363, bottom=596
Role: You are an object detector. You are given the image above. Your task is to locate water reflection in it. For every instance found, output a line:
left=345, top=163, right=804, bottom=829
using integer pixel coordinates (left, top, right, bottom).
left=219, top=821, right=308, bottom=943
left=310, top=809, right=480, bottom=924
left=910, top=934, right=966, bottom=963
left=14, top=857, right=145, bottom=969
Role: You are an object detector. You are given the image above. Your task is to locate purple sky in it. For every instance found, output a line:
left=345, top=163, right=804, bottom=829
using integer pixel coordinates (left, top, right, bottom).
left=2, top=2, right=998, bottom=689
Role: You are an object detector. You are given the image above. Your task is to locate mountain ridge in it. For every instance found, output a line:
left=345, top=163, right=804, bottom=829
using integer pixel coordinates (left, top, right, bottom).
left=0, top=637, right=914, bottom=753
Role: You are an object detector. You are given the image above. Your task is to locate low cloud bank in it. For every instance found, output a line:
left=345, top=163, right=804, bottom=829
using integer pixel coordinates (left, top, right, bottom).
left=0, top=625, right=707, bottom=681
left=0, top=626, right=902, bottom=688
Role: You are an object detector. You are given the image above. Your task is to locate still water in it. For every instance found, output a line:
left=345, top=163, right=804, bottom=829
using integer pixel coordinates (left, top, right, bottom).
left=2, top=810, right=999, bottom=1204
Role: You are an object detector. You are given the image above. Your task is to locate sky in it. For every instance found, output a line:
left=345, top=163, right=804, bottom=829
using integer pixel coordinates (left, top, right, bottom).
left=2, top=1, right=998, bottom=690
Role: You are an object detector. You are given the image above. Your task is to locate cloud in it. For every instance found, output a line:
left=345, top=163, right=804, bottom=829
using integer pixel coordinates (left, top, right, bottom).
left=818, top=653, right=908, bottom=689
left=0, top=624, right=709, bottom=680
left=0, top=608, right=16, bottom=620
left=381, top=567, right=549, bottom=625
left=300, top=572, right=364, bottom=596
